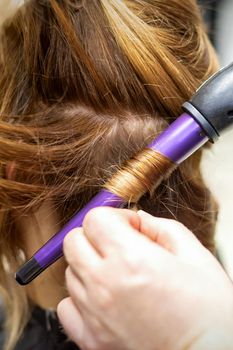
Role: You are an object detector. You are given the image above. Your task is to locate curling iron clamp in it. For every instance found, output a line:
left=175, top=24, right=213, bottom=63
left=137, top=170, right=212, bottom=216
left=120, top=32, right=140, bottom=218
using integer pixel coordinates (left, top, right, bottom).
left=16, top=62, right=233, bottom=285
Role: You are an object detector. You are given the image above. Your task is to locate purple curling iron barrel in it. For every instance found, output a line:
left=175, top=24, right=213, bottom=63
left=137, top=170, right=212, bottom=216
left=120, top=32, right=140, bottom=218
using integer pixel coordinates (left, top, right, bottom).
left=16, top=62, right=233, bottom=285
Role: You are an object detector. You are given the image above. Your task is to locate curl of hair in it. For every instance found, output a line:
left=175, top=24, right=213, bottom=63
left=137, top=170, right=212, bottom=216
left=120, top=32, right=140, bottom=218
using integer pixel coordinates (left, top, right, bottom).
left=0, top=0, right=218, bottom=349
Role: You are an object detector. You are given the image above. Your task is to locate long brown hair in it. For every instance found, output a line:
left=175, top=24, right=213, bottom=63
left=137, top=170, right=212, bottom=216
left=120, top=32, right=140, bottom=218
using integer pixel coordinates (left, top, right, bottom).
left=0, top=0, right=218, bottom=349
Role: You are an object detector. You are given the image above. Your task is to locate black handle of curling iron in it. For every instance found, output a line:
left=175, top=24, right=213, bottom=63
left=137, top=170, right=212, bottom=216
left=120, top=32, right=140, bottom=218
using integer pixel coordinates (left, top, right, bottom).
left=183, top=62, right=233, bottom=142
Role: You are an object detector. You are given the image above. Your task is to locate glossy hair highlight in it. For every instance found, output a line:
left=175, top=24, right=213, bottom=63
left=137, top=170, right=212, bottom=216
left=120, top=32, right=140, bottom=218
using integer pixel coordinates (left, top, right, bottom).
left=0, top=0, right=218, bottom=349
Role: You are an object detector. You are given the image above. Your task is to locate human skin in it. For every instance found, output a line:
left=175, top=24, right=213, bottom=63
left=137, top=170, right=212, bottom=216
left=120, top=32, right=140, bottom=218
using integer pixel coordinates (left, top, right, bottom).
left=6, top=163, right=68, bottom=309
left=17, top=200, right=67, bottom=308
left=57, top=207, right=233, bottom=350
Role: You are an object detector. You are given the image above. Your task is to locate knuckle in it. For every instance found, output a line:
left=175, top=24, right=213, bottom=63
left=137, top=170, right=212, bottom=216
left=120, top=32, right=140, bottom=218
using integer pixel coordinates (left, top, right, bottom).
left=170, top=219, right=186, bottom=232
left=94, top=333, right=111, bottom=350
left=65, top=266, right=71, bottom=283
left=63, top=229, right=79, bottom=253
left=88, top=265, right=101, bottom=282
left=63, top=230, right=84, bottom=265
left=63, top=241, right=77, bottom=266
left=63, top=233, right=72, bottom=252
left=123, top=249, right=142, bottom=273
left=65, top=267, right=77, bottom=292
left=83, top=340, right=99, bottom=350
left=83, top=207, right=106, bottom=229
left=96, top=286, right=114, bottom=310
left=63, top=237, right=76, bottom=262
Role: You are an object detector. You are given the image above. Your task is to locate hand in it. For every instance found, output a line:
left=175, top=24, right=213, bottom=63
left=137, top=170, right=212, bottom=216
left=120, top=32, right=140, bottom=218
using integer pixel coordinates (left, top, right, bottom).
left=57, top=208, right=233, bottom=350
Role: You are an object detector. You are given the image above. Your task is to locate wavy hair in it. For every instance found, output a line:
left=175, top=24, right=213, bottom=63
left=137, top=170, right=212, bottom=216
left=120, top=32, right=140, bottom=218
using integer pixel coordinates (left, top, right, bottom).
left=0, top=0, right=218, bottom=349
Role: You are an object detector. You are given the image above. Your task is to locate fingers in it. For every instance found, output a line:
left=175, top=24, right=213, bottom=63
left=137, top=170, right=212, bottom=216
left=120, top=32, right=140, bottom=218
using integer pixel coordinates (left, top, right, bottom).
left=57, top=297, right=84, bottom=346
left=63, top=208, right=139, bottom=289
left=63, top=207, right=170, bottom=296
left=65, top=266, right=89, bottom=308
left=81, top=207, right=141, bottom=256
left=64, top=227, right=102, bottom=270
left=137, top=210, right=209, bottom=262
left=64, top=206, right=209, bottom=276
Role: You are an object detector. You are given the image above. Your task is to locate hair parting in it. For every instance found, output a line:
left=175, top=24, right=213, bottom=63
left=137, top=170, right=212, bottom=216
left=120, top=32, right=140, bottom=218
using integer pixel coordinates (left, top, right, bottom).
left=0, top=1, right=219, bottom=349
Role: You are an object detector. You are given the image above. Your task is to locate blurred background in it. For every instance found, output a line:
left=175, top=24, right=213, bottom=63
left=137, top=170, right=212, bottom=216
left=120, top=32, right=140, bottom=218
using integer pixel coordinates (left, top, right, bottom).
left=0, top=0, right=233, bottom=276
left=199, top=0, right=233, bottom=278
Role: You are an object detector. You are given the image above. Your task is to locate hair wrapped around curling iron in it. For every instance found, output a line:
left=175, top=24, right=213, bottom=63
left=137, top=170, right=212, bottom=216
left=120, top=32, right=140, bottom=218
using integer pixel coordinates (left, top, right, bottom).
left=0, top=0, right=218, bottom=349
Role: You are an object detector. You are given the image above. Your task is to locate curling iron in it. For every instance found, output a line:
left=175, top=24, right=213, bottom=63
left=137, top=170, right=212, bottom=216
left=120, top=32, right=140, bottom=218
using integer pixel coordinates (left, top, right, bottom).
left=16, top=62, right=233, bottom=285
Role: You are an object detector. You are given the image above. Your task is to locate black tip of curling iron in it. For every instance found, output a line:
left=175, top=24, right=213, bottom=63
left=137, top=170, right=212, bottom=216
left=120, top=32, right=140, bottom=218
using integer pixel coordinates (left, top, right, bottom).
left=15, top=257, right=44, bottom=285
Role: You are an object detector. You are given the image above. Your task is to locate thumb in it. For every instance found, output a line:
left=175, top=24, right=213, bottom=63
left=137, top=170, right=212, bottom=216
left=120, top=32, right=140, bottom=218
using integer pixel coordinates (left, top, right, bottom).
left=137, top=210, right=210, bottom=264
